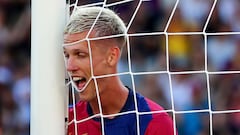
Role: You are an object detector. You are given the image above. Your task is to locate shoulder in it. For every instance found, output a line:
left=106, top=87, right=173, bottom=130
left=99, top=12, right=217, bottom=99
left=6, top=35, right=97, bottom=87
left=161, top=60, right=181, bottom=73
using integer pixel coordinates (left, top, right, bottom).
left=69, top=101, right=87, bottom=113
left=135, top=93, right=163, bottom=112
left=145, top=113, right=175, bottom=135
left=68, top=101, right=88, bottom=121
left=144, top=98, right=176, bottom=135
left=144, top=97, right=164, bottom=111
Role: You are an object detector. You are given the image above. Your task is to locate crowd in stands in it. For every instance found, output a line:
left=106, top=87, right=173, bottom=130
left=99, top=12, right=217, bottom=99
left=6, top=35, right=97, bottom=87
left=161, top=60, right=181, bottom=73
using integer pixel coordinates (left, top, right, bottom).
left=0, top=0, right=30, bottom=135
left=0, top=0, right=239, bottom=135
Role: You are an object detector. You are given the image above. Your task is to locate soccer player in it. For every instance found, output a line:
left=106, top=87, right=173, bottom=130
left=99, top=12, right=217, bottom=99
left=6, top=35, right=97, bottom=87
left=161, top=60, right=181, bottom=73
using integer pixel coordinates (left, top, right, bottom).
left=64, top=6, right=176, bottom=135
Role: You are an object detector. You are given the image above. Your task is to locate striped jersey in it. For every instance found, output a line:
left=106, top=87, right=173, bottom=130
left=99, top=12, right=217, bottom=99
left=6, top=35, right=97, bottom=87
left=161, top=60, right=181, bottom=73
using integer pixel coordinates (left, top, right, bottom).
left=67, top=88, right=175, bottom=135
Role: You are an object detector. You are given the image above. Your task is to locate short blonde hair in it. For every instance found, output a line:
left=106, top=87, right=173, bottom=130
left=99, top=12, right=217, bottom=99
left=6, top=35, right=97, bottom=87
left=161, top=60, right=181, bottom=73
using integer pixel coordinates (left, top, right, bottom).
left=64, top=6, right=127, bottom=48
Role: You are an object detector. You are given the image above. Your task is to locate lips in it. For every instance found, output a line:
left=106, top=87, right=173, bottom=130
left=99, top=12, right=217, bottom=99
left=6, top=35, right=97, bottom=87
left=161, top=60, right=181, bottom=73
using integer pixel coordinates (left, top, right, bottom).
left=72, top=76, right=87, bottom=90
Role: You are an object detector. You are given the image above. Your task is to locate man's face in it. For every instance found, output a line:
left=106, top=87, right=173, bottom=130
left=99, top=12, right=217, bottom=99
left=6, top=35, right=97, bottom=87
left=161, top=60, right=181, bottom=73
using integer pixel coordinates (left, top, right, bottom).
left=63, top=31, right=108, bottom=101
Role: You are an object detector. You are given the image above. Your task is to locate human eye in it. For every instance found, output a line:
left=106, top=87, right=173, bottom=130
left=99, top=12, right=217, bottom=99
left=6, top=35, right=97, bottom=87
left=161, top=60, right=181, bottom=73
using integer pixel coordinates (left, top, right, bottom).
left=64, top=51, right=69, bottom=59
left=76, top=52, right=87, bottom=58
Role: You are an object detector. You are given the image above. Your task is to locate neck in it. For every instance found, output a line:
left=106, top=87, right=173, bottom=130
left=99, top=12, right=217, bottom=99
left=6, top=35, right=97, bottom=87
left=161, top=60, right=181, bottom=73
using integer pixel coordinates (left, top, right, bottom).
left=89, top=76, right=128, bottom=116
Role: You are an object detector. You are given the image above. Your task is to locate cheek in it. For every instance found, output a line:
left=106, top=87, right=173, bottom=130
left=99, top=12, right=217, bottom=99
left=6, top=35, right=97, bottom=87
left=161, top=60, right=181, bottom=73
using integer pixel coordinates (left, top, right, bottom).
left=76, top=58, right=91, bottom=71
left=92, top=57, right=107, bottom=76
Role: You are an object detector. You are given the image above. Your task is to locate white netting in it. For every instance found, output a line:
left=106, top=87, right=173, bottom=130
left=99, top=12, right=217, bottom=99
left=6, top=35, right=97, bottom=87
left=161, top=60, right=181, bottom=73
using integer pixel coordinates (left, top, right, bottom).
left=65, top=0, right=240, bottom=135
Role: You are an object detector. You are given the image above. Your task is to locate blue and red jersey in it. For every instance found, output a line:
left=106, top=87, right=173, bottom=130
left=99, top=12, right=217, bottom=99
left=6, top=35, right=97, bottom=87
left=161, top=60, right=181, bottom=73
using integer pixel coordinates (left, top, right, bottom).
left=68, top=88, right=175, bottom=135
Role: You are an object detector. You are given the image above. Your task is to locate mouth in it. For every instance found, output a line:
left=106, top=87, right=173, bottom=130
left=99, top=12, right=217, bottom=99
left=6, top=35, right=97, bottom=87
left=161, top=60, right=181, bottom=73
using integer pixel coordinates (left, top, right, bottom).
left=72, top=76, right=87, bottom=91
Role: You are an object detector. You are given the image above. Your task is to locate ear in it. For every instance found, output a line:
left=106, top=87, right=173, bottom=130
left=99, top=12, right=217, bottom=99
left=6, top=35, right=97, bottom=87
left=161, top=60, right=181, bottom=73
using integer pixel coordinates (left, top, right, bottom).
left=107, top=47, right=121, bottom=66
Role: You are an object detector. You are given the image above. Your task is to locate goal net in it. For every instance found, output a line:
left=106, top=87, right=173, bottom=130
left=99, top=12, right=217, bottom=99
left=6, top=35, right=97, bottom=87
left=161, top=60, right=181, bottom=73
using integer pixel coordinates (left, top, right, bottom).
left=65, top=0, right=240, bottom=135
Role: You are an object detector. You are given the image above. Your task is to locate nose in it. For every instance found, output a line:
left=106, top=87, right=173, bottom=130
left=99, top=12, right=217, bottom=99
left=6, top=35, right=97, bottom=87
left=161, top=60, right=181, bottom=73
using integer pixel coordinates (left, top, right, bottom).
left=66, top=57, right=78, bottom=72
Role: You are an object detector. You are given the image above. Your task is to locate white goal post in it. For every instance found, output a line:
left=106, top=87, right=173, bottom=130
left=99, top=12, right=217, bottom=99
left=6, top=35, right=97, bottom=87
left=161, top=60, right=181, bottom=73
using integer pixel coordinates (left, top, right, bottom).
left=31, top=0, right=67, bottom=134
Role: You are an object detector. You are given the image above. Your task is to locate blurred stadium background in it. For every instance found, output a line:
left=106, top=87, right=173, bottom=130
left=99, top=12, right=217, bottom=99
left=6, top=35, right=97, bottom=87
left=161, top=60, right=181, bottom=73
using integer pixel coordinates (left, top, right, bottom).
left=1, top=0, right=240, bottom=135
left=0, top=0, right=30, bottom=135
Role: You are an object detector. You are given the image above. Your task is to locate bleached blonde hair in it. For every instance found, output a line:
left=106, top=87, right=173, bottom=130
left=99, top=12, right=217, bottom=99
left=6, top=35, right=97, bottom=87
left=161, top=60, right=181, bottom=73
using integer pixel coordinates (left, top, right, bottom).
left=64, top=6, right=127, bottom=48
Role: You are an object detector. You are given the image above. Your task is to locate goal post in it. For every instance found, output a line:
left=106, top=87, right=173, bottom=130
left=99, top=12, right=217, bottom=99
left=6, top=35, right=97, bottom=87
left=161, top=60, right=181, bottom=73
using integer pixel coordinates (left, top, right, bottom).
left=31, top=0, right=67, bottom=134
